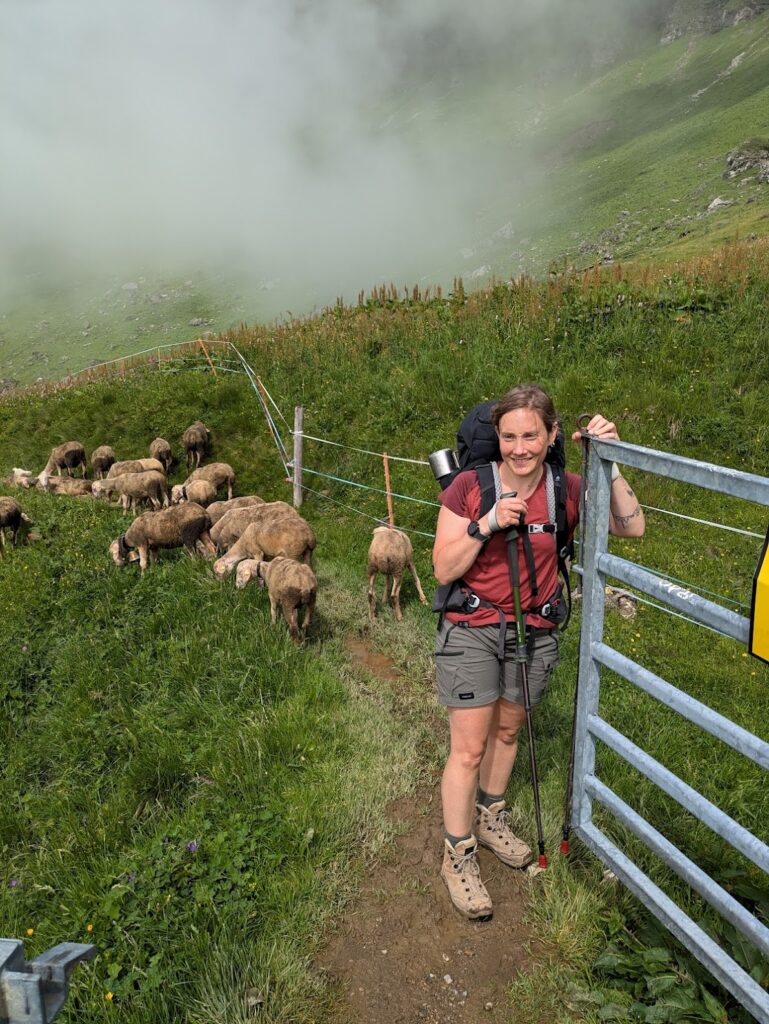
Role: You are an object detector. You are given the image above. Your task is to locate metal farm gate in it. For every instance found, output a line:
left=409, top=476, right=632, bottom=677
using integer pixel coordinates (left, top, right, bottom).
left=572, top=438, right=769, bottom=1023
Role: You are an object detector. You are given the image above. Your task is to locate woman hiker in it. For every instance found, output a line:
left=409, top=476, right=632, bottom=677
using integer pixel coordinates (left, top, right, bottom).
left=432, top=384, right=645, bottom=920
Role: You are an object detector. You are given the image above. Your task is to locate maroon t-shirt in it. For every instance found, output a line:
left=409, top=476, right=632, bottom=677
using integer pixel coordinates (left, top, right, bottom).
left=439, top=466, right=581, bottom=628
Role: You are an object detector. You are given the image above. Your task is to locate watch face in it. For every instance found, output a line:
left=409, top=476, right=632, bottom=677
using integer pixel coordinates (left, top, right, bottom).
left=468, top=520, right=484, bottom=541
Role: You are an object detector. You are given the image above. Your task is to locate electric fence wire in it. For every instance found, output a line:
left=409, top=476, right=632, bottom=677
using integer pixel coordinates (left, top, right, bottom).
left=298, top=482, right=437, bottom=539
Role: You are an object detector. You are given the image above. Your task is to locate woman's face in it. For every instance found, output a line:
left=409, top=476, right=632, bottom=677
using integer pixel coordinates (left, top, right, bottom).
left=497, top=407, right=557, bottom=480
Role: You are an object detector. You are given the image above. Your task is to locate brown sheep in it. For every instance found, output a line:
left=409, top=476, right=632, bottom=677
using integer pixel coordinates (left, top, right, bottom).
left=207, top=495, right=265, bottom=526
left=36, top=472, right=93, bottom=496
left=367, top=526, right=427, bottom=622
left=182, top=421, right=211, bottom=469
left=184, top=462, right=235, bottom=500
left=0, top=497, right=30, bottom=550
left=170, top=480, right=217, bottom=507
left=238, top=556, right=317, bottom=644
left=107, top=458, right=165, bottom=478
left=210, top=501, right=293, bottom=553
left=91, top=445, right=116, bottom=479
left=109, top=502, right=216, bottom=573
left=92, top=470, right=169, bottom=513
left=41, top=442, right=86, bottom=478
left=149, top=437, right=173, bottom=472
left=213, top=512, right=315, bottom=577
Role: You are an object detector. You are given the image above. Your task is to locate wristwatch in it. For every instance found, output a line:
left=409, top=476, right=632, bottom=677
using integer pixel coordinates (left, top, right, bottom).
left=467, top=520, right=492, bottom=543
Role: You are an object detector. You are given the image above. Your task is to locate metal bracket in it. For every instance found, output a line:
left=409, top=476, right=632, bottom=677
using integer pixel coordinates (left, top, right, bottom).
left=0, top=939, right=96, bottom=1024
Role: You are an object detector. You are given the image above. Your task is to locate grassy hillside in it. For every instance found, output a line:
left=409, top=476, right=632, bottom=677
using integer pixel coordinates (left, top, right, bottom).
left=1, top=244, right=768, bottom=1022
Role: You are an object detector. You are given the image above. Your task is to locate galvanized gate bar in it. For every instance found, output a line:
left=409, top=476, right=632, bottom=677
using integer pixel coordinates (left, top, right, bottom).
left=577, top=821, right=769, bottom=1024
left=588, top=714, right=769, bottom=874
left=592, top=641, right=769, bottom=769
left=598, top=553, right=749, bottom=642
left=590, top=438, right=769, bottom=505
left=586, top=776, right=769, bottom=956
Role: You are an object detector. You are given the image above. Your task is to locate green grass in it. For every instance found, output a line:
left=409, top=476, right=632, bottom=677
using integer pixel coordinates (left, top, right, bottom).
left=1, top=247, right=768, bottom=1021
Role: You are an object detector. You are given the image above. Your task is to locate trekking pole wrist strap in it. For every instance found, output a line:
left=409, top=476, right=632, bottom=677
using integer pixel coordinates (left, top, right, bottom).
left=611, top=462, right=621, bottom=481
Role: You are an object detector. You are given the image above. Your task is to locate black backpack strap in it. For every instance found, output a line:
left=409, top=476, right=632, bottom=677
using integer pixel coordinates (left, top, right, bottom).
left=475, top=462, right=498, bottom=519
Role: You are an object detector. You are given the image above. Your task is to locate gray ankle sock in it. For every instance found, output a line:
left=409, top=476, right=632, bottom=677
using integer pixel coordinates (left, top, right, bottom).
left=446, top=831, right=473, bottom=849
left=477, top=789, right=505, bottom=809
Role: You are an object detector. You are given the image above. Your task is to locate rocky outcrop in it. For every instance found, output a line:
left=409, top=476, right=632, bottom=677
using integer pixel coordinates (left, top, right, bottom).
left=723, top=139, right=769, bottom=182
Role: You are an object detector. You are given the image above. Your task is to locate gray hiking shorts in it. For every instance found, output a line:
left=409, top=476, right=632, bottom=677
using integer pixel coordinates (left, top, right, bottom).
left=435, top=621, right=560, bottom=708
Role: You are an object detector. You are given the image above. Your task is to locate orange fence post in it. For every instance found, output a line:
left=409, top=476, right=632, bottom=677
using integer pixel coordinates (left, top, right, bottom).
left=198, top=337, right=218, bottom=378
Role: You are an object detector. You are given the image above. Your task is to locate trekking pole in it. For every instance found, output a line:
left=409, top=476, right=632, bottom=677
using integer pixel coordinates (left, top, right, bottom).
left=505, top=520, right=548, bottom=870
left=560, top=413, right=592, bottom=856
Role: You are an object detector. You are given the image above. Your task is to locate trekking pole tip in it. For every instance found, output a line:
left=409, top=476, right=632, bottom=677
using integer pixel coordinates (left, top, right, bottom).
left=538, top=853, right=548, bottom=870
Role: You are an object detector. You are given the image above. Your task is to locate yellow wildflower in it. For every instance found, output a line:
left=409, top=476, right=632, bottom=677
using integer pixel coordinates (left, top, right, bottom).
left=105, top=992, right=114, bottom=1002
left=26, top=928, right=34, bottom=937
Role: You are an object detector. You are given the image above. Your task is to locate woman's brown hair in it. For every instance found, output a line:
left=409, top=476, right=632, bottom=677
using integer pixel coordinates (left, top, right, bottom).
left=491, top=385, right=558, bottom=434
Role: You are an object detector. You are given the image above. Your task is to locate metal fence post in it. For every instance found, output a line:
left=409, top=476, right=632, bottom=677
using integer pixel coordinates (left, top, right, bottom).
left=293, top=406, right=304, bottom=508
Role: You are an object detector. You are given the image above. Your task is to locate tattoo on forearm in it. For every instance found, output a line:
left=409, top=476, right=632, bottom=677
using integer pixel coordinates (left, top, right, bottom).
left=615, top=505, right=641, bottom=528
left=625, top=486, right=635, bottom=498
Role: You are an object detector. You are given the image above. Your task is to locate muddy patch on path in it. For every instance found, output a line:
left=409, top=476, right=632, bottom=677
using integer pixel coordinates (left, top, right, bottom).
left=316, top=638, right=535, bottom=1024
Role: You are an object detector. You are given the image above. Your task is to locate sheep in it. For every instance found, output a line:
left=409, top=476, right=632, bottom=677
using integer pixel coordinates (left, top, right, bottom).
left=10, top=468, right=36, bottom=488
left=184, top=462, right=235, bottom=500
left=182, top=420, right=211, bottom=469
left=210, top=501, right=293, bottom=553
left=149, top=437, right=173, bottom=472
left=91, top=445, right=116, bottom=479
left=237, top=556, right=317, bottom=644
left=367, top=526, right=428, bottom=622
left=41, top=441, right=86, bottom=478
left=36, top=472, right=93, bottom=496
left=107, top=458, right=165, bottom=478
left=206, top=495, right=265, bottom=526
left=170, top=480, right=217, bottom=508
left=0, top=497, right=31, bottom=551
left=109, top=502, right=216, bottom=573
left=213, top=511, right=316, bottom=578
left=92, top=470, right=169, bottom=513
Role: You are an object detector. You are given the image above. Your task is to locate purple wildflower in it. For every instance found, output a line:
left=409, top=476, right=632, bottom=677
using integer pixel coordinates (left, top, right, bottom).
left=186, top=840, right=199, bottom=854
left=128, top=872, right=136, bottom=883
left=9, top=880, right=19, bottom=889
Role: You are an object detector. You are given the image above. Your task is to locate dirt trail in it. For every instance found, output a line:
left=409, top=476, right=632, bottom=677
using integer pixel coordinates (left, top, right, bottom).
left=316, top=640, right=535, bottom=1024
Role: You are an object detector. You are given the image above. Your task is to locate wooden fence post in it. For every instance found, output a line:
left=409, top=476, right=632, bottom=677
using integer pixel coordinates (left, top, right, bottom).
left=383, top=452, right=395, bottom=527
left=293, top=406, right=304, bottom=508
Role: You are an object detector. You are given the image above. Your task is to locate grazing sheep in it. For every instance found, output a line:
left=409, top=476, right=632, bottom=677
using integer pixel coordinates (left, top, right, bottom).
left=367, top=526, right=428, bottom=622
left=206, top=495, right=265, bottom=525
left=91, top=445, right=116, bottom=479
left=210, top=501, right=293, bottom=553
left=92, top=470, right=169, bottom=513
left=238, top=556, right=317, bottom=644
left=0, top=497, right=30, bottom=550
left=182, top=420, right=211, bottom=469
left=36, top=472, right=93, bottom=496
left=184, top=462, right=235, bottom=500
left=11, top=468, right=36, bottom=488
left=149, top=437, right=173, bottom=472
left=213, top=511, right=316, bottom=577
left=170, top=480, right=217, bottom=507
left=107, top=458, right=165, bottom=478
left=41, top=441, right=86, bottom=478
left=109, top=502, right=216, bottom=573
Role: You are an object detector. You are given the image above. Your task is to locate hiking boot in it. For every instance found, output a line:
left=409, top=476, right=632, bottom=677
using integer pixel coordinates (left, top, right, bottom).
left=475, top=801, right=533, bottom=868
left=440, top=836, right=493, bottom=922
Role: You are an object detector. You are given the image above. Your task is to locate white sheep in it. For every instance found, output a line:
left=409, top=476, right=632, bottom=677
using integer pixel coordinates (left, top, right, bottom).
left=0, top=497, right=31, bottom=551
left=11, top=468, right=36, bottom=488
left=170, top=480, right=217, bottom=507
left=207, top=495, right=265, bottom=526
left=149, top=437, right=173, bottom=472
left=36, top=472, right=93, bottom=496
left=92, top=470, right=169, bottom=513
left=238, top=556, right=317, bottom=645
left=210, top=501, right=293, bottom=553
left=213, top=511, right=315, bottom=577
left=182, top=421, right=210, bottom=469
left=41, top=441, right=87, bottom=478
left=107, top=458, right=165, bottom=478
left=184, top=462, right=235, bottom=500
left=367, top=526, right=427, bottom=622
left=91, top=445, right=117, bottom=479
left=109, top=502, right=216, bottom=573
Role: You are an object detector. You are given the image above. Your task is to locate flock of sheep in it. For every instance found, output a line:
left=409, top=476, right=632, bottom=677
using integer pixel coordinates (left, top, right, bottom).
left=1, top=421, right=429, bottom=643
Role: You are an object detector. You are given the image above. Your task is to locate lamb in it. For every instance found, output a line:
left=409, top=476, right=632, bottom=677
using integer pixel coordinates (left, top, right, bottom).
left=109, top=502, right=216, bottom=573
left=149, top=437, right=173, bottom=472
left=41, top=441, right=86, bottom=478
left=91, top=445, right=116, bottom=479
left=213, top=511, right=316, bottom=577
left=107, top=458, right=165, bottom=478
left=182, top=420, right=211, bottom=469
left=170, top=480, right=217, bottom=508
left=210, top=501, right=293, bottom=553
left=237, top=556, right=317, bottom=645
left=0, top=497, right=30, bottom=551
left=92, top=470, right=169, bottom=513
left=36, top=472, right=93, bottom=496
left=184, top=462, right=235, bottom=500
left=10, top=468, right=36, bottom=488
left=367, top=526, right=428, bottom=622
left=206, top=495, right=265, bottom=526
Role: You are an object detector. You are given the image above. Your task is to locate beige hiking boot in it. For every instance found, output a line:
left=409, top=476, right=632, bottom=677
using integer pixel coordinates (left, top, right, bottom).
left=475, top=801, right=533, bottom=867
left=440, top=836, right=493, bottom=921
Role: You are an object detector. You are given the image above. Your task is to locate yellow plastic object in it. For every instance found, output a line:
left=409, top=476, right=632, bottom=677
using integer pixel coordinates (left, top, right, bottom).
left=750, top=525, right=769, bottom=665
